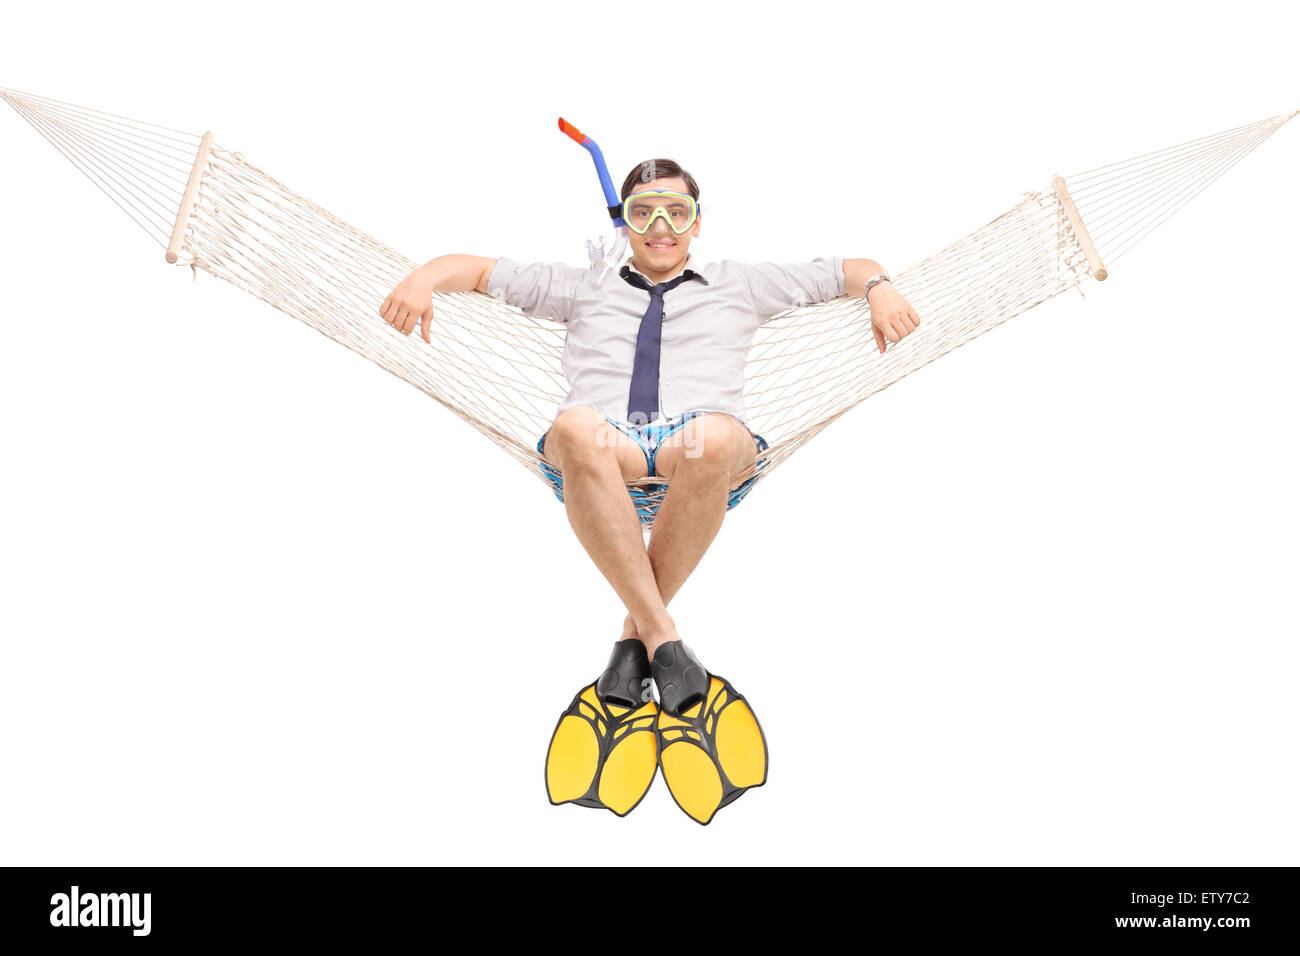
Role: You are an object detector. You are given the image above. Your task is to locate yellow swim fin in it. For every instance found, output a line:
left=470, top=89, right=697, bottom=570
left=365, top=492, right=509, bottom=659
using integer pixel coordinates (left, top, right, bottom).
left=545, top=639, right=659, bottom=817
left=651, top=641, right=768, bottom=826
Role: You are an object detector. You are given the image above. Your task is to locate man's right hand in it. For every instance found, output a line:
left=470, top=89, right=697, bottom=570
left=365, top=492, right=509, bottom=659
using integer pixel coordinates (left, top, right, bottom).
left=379, top=266, right=436, bottom=344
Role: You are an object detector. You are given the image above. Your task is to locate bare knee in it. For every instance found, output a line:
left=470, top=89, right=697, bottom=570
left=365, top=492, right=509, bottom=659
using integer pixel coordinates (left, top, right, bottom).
left=545, top=407, right=648, bottom=481
left=658, top=415, right=751, bottom=481
left=545, top=407, right=610, bottom=465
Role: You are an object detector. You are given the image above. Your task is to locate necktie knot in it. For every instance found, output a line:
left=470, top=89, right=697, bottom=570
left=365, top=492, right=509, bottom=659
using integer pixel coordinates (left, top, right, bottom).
left=620, top=265, right=696, bottom=297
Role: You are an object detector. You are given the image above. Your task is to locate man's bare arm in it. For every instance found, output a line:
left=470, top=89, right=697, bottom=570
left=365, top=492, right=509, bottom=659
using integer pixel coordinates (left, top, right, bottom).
left=420, top=254, right=499, bottom=294
left=379, top=255, right=499, bottom=343
left=842, top=257, right=889, bottom=299
left=842, top=257, right=921, bottom=354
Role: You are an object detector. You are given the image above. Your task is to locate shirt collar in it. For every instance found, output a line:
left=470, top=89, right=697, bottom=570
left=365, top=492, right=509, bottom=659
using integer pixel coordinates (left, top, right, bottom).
left=622, top=250, right=711, bottom=286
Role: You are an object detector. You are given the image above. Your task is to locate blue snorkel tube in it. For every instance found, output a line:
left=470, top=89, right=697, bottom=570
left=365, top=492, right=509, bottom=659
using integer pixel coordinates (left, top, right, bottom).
left=558, top=118, right=627, bottom=285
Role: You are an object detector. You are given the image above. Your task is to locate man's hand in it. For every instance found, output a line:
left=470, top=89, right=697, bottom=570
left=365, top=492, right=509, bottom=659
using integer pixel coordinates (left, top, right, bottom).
left=868, top=283, right=920, bottom=354
left=379, top=265, right=436, bottom=344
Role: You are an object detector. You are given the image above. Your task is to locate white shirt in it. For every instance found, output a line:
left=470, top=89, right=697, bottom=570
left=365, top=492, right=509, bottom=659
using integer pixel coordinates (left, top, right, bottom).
left=486, top=252, right=845, bottom=425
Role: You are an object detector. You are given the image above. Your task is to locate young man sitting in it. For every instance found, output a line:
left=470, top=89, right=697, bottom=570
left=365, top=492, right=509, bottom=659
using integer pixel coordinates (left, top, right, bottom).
left=380, top=159, right=919, bottom=824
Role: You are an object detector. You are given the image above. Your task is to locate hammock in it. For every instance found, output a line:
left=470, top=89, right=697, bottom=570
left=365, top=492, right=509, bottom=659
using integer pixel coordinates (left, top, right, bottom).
left=3, top=87, right=1294, bottom=529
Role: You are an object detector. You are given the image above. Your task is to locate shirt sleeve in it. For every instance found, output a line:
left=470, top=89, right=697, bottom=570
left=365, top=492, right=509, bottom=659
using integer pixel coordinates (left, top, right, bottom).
left=485, top=256, right=585, bottom=325
left=741, top=256, right=846, bottom=323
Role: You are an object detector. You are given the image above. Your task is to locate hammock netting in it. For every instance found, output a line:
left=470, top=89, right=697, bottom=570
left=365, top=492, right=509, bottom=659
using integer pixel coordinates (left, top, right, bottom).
left=3, top=87, right=1293, bottom=529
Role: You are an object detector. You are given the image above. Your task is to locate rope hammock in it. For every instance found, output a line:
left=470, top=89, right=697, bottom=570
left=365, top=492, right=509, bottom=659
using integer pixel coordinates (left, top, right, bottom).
left=3, top=87, right=1294, bottom=529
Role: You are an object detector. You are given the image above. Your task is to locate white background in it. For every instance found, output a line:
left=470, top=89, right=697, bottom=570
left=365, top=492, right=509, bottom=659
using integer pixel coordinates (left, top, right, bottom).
left=1, top=0, right=1296, bottom=866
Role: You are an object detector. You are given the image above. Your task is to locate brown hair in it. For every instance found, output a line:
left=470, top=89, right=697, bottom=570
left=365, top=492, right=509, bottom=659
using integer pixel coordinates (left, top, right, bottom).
left=620, top=158, right=700, bottom=202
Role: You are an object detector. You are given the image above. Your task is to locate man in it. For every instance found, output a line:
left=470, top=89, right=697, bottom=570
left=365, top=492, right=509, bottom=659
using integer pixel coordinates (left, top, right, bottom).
left=379, top=159, right=919, bottom=824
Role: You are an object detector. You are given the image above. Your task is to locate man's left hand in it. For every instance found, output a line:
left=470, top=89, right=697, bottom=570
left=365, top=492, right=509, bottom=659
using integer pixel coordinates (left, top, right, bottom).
left=868, top=284, right=920, bottom=354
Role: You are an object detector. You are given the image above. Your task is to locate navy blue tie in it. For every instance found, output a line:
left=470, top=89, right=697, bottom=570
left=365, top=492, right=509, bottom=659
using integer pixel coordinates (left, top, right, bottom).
left=620, top=265, right=700, bottom=425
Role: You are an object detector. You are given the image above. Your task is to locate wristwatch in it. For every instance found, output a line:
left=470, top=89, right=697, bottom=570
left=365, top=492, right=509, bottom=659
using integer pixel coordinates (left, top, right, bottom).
left=864, top=272, right=891, bottom=298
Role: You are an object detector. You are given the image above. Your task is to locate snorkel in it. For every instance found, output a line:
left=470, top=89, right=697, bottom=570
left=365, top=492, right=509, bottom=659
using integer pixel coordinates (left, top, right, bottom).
left=557, top=117, right=628, bottom=284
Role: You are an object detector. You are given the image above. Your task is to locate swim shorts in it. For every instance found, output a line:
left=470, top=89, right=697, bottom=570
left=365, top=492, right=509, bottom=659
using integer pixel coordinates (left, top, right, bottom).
left=536, top=410, right=770, bottom=524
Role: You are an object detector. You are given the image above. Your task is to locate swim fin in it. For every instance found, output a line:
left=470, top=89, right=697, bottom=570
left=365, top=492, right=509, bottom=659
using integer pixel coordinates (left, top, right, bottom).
left=545, top=638, right=660, bottom=816
left=651, top=641, right=768, bottom=825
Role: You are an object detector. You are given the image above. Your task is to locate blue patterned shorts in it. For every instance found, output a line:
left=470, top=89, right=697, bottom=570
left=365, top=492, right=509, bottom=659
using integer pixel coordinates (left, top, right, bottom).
left=537, top=410, right=770, bottom=524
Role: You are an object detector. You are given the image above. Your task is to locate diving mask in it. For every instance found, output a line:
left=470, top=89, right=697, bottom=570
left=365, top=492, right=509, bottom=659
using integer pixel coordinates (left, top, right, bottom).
left=622, top=189, right=700, bottom=236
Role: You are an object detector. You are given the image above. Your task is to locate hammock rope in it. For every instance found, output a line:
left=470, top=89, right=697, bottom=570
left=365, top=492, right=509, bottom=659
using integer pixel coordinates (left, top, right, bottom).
left=4, top=87, right=1293, bottom=529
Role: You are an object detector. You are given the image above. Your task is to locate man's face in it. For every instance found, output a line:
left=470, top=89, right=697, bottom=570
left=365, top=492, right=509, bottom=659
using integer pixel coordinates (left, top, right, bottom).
left=624, top=175, right=701, bottom=275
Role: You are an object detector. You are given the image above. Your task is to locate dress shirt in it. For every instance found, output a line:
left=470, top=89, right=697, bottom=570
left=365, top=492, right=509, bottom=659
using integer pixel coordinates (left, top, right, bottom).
left=486, top=252, right=845, bottom=424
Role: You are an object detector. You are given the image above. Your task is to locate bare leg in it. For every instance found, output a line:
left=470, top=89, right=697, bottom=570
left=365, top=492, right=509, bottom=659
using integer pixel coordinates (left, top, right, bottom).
left=623, top=414, right=758, bottom=658
left=543, top=407, right=679, bottom=648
